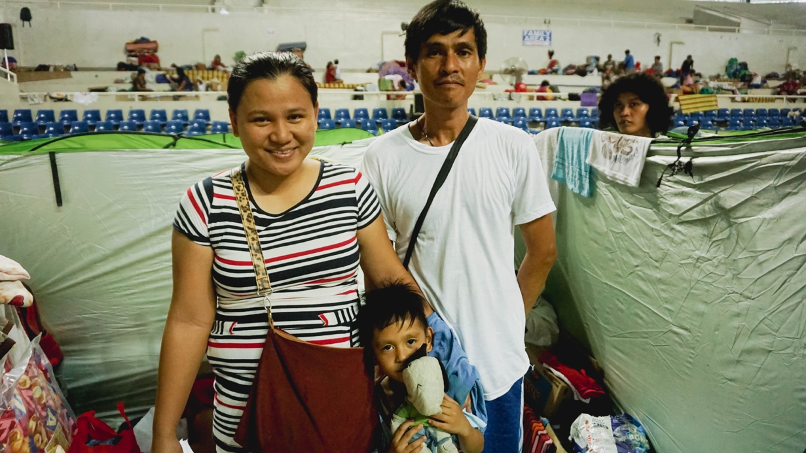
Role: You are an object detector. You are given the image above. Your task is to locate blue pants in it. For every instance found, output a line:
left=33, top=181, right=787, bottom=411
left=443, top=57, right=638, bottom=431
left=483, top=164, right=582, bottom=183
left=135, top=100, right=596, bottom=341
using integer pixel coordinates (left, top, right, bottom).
left=482, top=377, right=524, bottom=453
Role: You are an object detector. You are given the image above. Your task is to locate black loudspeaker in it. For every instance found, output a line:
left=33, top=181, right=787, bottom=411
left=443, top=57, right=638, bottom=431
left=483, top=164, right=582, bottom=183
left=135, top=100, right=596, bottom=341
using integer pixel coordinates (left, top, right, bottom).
left=414, top=93, right=424, bottom=114
left=0, top=24, right=13, bottom=50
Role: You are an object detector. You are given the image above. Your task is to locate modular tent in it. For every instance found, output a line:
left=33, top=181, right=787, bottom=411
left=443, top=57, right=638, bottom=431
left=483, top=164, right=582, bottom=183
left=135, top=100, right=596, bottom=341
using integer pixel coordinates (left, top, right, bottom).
left=0, top=128, right=804, bottom=452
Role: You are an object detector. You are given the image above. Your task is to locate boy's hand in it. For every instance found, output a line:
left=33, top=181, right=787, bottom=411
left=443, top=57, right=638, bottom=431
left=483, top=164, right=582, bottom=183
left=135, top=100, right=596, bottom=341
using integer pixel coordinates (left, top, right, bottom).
left=428, top=395, right=473, bottom=438
left=389, top=420, right=425, bottom=453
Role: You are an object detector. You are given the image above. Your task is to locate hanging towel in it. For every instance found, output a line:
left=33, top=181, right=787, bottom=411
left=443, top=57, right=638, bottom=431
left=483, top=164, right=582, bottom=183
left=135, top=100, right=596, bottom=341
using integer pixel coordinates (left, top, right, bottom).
left=586, top=131, right=652, bottom=187
left=551, top=127, right=595, bottom=197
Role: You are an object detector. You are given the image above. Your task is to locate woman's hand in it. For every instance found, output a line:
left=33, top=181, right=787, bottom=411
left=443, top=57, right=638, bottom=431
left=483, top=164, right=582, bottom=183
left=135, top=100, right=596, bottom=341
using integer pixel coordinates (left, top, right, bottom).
left=389, top=420, right=425, bottom=453
left=427, top=395, right=472, bottom=438
left=151, top=434, right=182, bottom=453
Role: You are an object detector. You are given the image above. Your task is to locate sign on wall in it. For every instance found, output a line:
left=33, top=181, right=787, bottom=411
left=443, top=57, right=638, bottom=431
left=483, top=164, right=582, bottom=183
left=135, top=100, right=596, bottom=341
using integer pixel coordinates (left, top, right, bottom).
left=522, top=29, right=552, bottom=47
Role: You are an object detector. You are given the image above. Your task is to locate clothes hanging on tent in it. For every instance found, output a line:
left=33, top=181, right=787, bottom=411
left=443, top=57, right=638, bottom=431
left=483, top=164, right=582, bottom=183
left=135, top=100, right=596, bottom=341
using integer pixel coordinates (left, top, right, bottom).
left=586, top=131, right=652, bottom=187
left=551, top=127, right=595, bottom=197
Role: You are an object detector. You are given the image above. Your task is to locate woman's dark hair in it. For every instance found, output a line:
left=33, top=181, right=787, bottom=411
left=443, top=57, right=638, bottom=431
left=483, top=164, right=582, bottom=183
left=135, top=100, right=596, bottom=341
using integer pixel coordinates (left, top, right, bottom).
left=176, top=67, right=186, bottom=79
left=227, top=51, right=317, bottom=112
left=357, top=281, right=429, bottom=365
left=405, top=0, right=486, bottom=64
left=541, top=80, right=550, bottom=87
left=598, top=72, right=673, bottom=136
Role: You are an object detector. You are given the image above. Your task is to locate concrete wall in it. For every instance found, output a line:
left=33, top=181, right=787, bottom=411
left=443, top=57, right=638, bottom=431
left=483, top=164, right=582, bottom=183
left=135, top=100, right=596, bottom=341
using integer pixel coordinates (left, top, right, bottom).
left=0, top=0, right=803, bottom=79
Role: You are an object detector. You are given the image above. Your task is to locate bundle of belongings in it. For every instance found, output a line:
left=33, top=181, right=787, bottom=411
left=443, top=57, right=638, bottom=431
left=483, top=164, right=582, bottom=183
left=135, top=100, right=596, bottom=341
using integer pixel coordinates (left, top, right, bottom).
left=0, top=255, right=75, bottom=453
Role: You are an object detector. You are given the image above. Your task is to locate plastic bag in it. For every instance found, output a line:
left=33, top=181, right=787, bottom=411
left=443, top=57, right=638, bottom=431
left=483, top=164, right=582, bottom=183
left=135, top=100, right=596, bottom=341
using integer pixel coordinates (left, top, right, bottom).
left=569, top=413, right=649, bottom=453
left=525, top=297, right=559, bottom=348
left=69, top=402, right=139, bottom=453
left=0, top=334, right=75, bottom=453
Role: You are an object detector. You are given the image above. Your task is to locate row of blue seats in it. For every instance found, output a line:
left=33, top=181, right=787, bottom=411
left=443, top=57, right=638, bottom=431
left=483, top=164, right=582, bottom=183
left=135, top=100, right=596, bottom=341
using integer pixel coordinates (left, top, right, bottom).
left=2, top=108, right=214, bottom=128
left=1, top=120, right=230, bottom=141
left=672, top=116, right=802, bottom=130
left=318, top=107, right=408, bottom=125
left=677, top=108, right=799, bottom=122
left=469, top=107, right=600, bottom=123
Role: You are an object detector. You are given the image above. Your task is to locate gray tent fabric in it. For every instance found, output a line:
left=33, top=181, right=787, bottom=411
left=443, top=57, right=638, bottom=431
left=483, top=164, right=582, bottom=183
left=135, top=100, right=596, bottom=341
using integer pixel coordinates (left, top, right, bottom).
left=0, top=130, right=804, bottom=451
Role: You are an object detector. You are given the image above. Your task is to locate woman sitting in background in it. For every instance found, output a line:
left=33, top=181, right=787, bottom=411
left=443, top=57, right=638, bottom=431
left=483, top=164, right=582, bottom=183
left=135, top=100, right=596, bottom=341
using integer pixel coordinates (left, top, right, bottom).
left=598, top=72, right=673, bottom=138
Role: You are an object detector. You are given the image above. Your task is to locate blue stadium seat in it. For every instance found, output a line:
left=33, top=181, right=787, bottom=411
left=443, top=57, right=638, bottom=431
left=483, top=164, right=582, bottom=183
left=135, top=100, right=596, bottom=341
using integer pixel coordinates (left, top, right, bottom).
left=42, top=122, right=66, bottom=138
left=334, top=108, right=351, bottom=121
left=94, top=121, right=115, bottom=132
left=673, top=118, right=686, bottom=128
left=782, top=117, right=795, bottom=127
left=560, top=108, right=576, bottom=122
left=701, top=119, right=715, bottom=130
left=495, top=116, right=511, bottom=124
left=392, top=108, right=408, bottom=125
left=528, top=108, right=543, bottom=122
left=193, top=109, right=211, bottom=124
left=12, top=109, right=33, bottom=127
left=150, top=109, right=168, bottom=126
left=512, top=117, right=529, bottom=131
left=768, top=108, right=780, bottom=118
left=576, top=108, right=590, bottom=119
left=545, top=108, right=559, bottom=119
left=715, top=108, right=729, bottom=122
left=318, top=119, right=336, bottom=130
left=171, top=109, right=190, bottom=126
left=756, top=108, right=768, bottom=118
left=704, top=110, right=716, bottom=119
left=105, top=109, right=124, bottom=127
left=128, top=109, right=146, bottom=126
left=165, top=120, right=185, bottom=134
left=0, top=110, right=7, bottom=123
left=467, top=107, right=477, bottom=116
left=743, top=108, right=756, bottom=118
left=340, top=119, right=357, bottom=129
left=496, top=107, right=511, bottom=119
left=82, top=109, right=102, bottom=127
left=372, top=108, right=389, bottom=121
left=35, top=110, right=55, bottom=126
left=211, top=121, right=230, bottom=134
left=768, top=117, right=781, bottom=128
left=359, top=118, right=378, bottom=134
left=59, top=109, right=79, bottom=126
left=579, top=118, right=594, bottom=129
left=0, top=122, right=12, bottom=138
left=690, top=112, right=704, bottom=123
left=479, top=108, right=493, bottom=119
left=780, top=108, right=791, bottom=117
left=591, top=108, right=599, bottom=120
left=186, top=120, right=207, bottom=136
left=18, top=122, right=39, bottom=140
left=730, top=108, right=743, bottom=118
left=70, top=121, right=89, bottom=134
left=755, top=118, right=768, bottom=128
left=318, top=108, right=332, bottom=121
left=513, top=107, right=527, bottom=119
left=545, top=119, right=561, bottom=129
left=143, top=120, right=162, bottom=133
left=379, top=119, right=397, bottom=132
left=118, top=121, right=138, bottom=132
left=353, top=108, right=369, bottom=121
left=728, top=118, right=743, bottom=130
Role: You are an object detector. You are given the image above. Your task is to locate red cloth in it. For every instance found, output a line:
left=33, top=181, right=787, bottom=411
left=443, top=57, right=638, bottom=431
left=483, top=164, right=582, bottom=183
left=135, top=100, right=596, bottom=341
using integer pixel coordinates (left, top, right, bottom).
left=69, top=402, right=140, bottom=453
left=325, top=66, right=337, bottom=83
left=137, top=54, right=160, bottom=65
left=539, top=351, right=605, bottom=400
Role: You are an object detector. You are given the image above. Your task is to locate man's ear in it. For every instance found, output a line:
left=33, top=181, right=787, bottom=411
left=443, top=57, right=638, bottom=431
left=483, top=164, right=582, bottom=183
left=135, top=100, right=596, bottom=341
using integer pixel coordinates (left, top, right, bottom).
left=477, top=57, right=487, bottom=81
left=228, top=109, right=239, bottom=137
left=425, top=326, right=434, bottom=353
left=406, top=57, right=418, bottom=82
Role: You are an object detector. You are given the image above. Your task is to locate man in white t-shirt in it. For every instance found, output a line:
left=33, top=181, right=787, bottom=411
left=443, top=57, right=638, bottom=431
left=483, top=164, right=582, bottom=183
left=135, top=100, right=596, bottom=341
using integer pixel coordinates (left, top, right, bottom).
left=362, top=1, right=557, bottom=452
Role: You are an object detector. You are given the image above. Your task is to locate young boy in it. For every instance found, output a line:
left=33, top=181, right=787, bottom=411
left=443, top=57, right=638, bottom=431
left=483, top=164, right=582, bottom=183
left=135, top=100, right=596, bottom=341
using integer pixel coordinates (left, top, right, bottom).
left=358, top=282, right=485, bottom=453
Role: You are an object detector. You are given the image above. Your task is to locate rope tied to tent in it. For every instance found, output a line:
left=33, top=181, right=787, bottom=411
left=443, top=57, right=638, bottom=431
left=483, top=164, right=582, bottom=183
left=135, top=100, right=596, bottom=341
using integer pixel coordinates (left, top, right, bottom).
left=656, top=123, right=698, bottom=187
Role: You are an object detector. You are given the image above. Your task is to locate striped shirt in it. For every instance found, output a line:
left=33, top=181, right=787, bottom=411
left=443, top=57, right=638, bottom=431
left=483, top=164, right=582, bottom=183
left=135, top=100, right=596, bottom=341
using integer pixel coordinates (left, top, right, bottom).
left=173, top=160, right=380, bottom=452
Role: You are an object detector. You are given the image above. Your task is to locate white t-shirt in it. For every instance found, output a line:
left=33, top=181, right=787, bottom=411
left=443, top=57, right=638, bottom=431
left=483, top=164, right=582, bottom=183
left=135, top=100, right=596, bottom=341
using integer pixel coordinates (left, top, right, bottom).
left=363, top=118, right=556, bottom=400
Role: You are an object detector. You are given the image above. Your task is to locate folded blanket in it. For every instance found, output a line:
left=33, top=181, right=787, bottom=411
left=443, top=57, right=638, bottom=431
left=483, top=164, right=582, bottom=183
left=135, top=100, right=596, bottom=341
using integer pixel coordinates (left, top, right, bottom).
left=0, top=281, right=33, bottom=307
left=0, top=255, right=30, bottom=281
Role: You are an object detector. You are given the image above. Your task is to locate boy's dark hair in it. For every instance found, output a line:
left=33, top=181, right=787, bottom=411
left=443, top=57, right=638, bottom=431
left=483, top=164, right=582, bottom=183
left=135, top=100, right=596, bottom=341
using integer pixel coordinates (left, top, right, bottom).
left=227, top=51, right=317, bottom=112
left=598, top=72, right=674, bottom=136
left=404, top=0, right=487, bottom=64
left=357, top=281, right=429, bottom=356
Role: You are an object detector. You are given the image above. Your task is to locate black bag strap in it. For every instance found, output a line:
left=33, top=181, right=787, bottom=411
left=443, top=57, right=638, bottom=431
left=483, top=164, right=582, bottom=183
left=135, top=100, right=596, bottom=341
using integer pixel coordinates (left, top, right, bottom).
left=403, top=115, right=478, bottom=269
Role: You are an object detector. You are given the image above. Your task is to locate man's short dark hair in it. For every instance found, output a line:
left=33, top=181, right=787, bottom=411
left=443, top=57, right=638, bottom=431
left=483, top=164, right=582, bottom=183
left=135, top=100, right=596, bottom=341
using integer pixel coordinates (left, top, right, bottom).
left=404, top=0, right=487, bottom=64
left=625, top=49, right=630, bottom=54
left=357, top=281, right=429, bottom=354
left=598, top=72, right=674, bottom=136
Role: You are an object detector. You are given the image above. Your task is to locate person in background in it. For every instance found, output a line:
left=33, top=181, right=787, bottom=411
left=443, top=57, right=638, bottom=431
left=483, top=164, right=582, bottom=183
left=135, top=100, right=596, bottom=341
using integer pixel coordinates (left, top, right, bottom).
left=598, top=72, right=673, bottom=138
left=681, top=55, right=694, bottom=80
left=546, top=50, right=560, bottom=74
left=1, top=55, right=17, bottom=71
left=624, top=49, right=636, bottom=74
left=535, top=80, right=553, bottom=101
left=777, top=72, right=801, bottom=96
left=334, top=58, right=342, bottom=80
left=363, top=1, right=557, bottom=451
left=131, top=68, right=152, bottom=92
left=650, top=56, right=663, bottom=76
left=170, top=67, right=193, bottom=91
left=210, top=54, right=227, bottom=71
left=325, top=61, right=337, bottom=83
left=601, top=54, right=615, bottom=73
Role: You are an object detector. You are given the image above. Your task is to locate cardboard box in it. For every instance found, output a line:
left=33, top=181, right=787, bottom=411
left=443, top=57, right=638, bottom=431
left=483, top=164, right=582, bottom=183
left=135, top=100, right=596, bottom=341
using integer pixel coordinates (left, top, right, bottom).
left=523, top=365, right=572, bottom=418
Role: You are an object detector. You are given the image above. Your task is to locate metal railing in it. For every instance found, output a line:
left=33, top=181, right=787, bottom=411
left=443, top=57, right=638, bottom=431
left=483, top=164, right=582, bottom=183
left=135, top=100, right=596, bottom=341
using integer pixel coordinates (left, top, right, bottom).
left=0, top=66, right=17, bottom=84
left=2, top=0, right=805, bottom=37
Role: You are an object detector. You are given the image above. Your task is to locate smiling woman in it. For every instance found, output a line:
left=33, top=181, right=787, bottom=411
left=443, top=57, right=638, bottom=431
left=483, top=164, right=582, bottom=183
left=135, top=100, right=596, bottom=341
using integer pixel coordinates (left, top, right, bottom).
left=151, top=51, right=421, bottom=452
